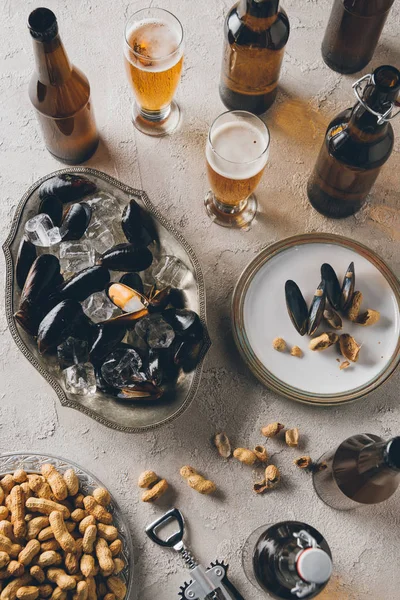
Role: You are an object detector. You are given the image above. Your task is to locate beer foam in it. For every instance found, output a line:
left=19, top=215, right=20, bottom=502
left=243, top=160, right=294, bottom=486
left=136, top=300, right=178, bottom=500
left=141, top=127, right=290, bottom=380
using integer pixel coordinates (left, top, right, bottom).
left=206, top=121, right=269, bottom=180
left=126, top=18, right=182, bottom=72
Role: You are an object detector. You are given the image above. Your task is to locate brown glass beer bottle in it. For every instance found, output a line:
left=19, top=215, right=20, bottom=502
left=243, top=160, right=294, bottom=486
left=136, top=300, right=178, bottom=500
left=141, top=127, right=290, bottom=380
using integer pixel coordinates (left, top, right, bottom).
left=28, top=8, right=99, bottom=164
left=307, top=65, right=400, bottom=219
left=322, top=0, right=395, bottom=74
left=219, top=0, right=290, bottom=114
left=313, top=434, right=400, bottom=510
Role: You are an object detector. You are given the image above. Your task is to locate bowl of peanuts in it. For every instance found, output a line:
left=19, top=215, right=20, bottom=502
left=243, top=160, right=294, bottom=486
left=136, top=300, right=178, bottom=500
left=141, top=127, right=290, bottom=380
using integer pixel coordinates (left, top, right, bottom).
left=0, top=453, right=133, bottom=600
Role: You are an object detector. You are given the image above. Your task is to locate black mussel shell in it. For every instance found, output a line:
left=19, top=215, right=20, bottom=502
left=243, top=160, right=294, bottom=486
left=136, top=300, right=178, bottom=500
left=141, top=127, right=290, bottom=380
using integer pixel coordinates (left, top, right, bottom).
left=39, top=174, right=96, bottom=204
left=57, top=266, right=110, bottom=302
left=340, top=262, right=355, bottom=311
left=60, top=202, right=92, bottom=241
left=162, top=308, right=203, bottom=341
left=169, top=287, right=186, bottom=309
left=121, top=199, right=154, bottom=247
left=285, top=280, right=308, bottom=336
left=38, top=194, right=63, bottom=226
left=307, top=280, right=326, bottom=336
left=89, top=322, right=126, bottom=365
left=20, top=254, right=63, bottom=307
left=14, top=306, right=42, bottom=337
left=174, top=338, right=205, bottom=373
left=37, top=299, right=83, bottom=354
left=321, top=264, right=341, bottom=310
left=15, top=237, right=37, bottom=290
left=148, top=287, right=171, bottom=313
left=116, top=382, right=163, bottom=402
left=99, top=243, right=153, bottom=272
left=119, top=273, right=144, bottom=295
left=145, top=349, right=164, bottom=386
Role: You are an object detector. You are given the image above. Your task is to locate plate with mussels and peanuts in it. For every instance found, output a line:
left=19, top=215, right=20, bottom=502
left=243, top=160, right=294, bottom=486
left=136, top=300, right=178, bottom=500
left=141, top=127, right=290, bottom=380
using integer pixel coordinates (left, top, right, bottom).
left=232, top=233, right=400, bottom=405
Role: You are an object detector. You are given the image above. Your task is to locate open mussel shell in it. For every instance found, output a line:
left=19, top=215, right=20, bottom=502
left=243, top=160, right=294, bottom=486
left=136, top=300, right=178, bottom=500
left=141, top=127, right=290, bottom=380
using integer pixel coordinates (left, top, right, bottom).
left=119, top=273, right=144, bottom=295
left=38, top=174, right=96, bottom=204
left=321, top=264, right=341, bottom=310
left=60, top=202, right=92, bottom=241
left=106, top=282, right=148, bottom=313
left=89, top=322, right=127, bottom=365
left=116, top=382, right=163, bottom=402
left=38, top=195, right=63, bottom=227
left=340, top=261, right=355, bottom=311
left=323, top=307, right=343, bottom=330
left=121, top=199, right=154, bottom=247
left=102, top=308, right=149, bottom=329
left=19, top=254, right=63, bottom=307
left=99, top=243, right=153, bottom=272
left=57, top=266, right=110, bottom=302
left=15, top=237, right=37, bottom=290
left=162, top=308, right=204, bottom=341
left=37, top=299, right=84, bottom=354
left=148, top=287, right=171, bottom=313
left=307, top=280, right=326, bottom=336
left=285, top=280, right=308, bottom=336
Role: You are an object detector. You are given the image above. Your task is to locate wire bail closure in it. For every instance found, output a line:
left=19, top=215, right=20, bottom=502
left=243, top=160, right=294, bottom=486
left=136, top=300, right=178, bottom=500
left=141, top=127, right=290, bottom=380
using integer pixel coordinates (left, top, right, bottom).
left=352, top=73, right=400, bottom=125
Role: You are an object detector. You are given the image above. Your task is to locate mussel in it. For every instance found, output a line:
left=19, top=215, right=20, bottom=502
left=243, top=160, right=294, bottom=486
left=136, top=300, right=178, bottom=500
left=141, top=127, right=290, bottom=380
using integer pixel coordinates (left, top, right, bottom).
left=121, top=199, right=153, bottom=247
left=307, top=281, right=326, bottom=336
left=37, top=299, right=84, bottom=354
left=173, top=338, right=205, bottom=373
left=116, top=382, right=163, bottom=402
left=15, top=237, right=37, bottom=289
left=102, top=308, right=149, bottom=329
left=148, top=287, right=171, bottom=313
left=56, top=266, right=110, bottom=302
left=19, top=254, right=62, bottom=306
left=38, top=174, right=96, bottom=204
left=99, top=243, right=153, bottom=272
left=285, top=280, right=308, bottom=336
left=38, top=195, right=63, bottom=226
left=106, top=283, right=148, bottom=313
left=340, top=262, right=355, bottom=311
left=119, top=273, right=144, bottom=295
left=321, top=264, right=341, bottom=310
left=323, top=308, right=343, bottom=330
left=60, top=202, right=92, bottom=241
left=162, top=308, right=204, bottom=341
left=89, top=322, right=127, bottom=365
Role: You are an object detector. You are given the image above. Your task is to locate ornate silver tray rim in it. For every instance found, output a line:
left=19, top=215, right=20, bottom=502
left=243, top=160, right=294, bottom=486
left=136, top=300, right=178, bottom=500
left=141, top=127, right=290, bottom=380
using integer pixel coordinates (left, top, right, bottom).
left=3, top=167, right=211, bottom=433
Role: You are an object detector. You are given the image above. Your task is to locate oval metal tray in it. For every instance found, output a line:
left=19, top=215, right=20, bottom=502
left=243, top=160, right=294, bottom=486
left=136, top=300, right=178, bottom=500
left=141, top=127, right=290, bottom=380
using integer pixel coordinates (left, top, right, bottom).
left=3, top=167, right=211, bottom=432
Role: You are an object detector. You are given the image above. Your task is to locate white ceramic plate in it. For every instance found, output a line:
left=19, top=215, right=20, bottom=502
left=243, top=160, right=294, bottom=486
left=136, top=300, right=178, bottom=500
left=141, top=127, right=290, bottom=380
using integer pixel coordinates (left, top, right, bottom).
left=232, top=234, right=400, bottom=405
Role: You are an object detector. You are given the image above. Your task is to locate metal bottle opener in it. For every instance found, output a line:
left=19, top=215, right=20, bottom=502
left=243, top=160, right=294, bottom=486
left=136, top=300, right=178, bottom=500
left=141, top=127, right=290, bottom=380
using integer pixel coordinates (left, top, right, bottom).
left=145, top=508, right=246, bottom=600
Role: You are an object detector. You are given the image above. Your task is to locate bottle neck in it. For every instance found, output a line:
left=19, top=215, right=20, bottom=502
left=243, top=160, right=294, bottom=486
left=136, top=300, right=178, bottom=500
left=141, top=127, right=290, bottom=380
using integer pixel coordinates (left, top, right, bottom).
left=348, top=81, right=396, bottom=141
left=32, top=34, right=72, bottom=85
left=359, top=437, right=400, bottom=477
left=238, top=0, right=280, bottom=30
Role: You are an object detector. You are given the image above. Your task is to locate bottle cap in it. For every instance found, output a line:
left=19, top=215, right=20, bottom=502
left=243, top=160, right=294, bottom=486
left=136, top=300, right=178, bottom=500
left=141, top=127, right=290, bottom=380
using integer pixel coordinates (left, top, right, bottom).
left=296, top=548, right=333, bottom=585
left=28, top=8, right=58, bottom=42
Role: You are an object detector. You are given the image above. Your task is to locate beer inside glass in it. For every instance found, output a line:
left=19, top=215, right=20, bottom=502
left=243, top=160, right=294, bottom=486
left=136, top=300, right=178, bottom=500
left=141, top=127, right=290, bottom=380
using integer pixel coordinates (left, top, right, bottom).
left=205, top=111, right=270, bottom=228
left=124, top=8, right=184, bottom=136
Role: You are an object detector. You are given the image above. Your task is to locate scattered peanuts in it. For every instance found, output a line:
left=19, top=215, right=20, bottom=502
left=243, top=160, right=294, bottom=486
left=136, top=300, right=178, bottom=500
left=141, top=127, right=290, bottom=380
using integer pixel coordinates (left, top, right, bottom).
left=180, top=467, right=216, bottom=495
left=286, top=428, right=299, bottom=447
left=137, top=472, right=159, bottom=490
left=0, top=465, right=127, bottom=600
left=213, top=433, right=232, bottom=459
left=294, top=456, right=312, bottom=470
left=356, top=309, right=380, bottom=326
left=272, top=337, right=286, bottom=352
left=141, top=480, right=169, bottom=503
left=253, top=446, right=268, bottom=463
left=290, top=346, right=303, bottom=358
left=261, top=422, right=284, bottom=438
left=265, top=465, right=280, bottom=489
left=233, top=448, right=257, bottom=466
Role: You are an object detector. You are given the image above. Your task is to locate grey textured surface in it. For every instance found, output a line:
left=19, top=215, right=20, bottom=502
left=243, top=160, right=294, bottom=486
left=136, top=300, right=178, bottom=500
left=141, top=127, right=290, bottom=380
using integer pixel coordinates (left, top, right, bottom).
left=0, top=1, right=399, bottom=599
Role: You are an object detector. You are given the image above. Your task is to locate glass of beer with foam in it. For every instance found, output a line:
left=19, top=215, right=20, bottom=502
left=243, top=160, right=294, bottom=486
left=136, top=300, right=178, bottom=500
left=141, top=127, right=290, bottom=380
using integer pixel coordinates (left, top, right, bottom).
left=124, top=8, right=184, bottom=136
left=205, top=111, right=270, bottom=228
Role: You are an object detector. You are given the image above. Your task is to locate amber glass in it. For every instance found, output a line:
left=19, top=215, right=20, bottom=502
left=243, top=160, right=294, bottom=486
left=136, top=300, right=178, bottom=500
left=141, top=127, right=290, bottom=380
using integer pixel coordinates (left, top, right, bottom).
left=322, top=0, right=395, bottom=74
left=28, top=8, right=98, bottom=164
left=219, top=0, right=289, bottom=114
left=307, top=65, right=399, bottom=219
left=313, top=434, right=400, bottom=510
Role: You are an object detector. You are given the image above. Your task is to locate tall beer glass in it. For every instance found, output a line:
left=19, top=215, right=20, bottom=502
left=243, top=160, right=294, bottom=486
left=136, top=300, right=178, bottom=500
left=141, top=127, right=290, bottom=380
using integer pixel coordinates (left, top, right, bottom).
left=205, top=111, right=270, bottom=228
left=124, top=8, right=184, bottom=136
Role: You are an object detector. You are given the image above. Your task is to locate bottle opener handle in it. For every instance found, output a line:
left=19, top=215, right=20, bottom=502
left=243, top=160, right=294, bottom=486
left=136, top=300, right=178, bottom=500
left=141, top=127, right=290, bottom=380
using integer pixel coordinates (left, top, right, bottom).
left=145, top=507, right=185, bottom=548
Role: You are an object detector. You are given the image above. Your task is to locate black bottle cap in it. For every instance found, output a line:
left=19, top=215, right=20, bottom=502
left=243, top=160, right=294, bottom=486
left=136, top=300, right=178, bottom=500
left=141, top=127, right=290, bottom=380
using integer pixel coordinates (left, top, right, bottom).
left=385, top=437, right=400, bottom=471
left=28, top=7, right=58, bottom=42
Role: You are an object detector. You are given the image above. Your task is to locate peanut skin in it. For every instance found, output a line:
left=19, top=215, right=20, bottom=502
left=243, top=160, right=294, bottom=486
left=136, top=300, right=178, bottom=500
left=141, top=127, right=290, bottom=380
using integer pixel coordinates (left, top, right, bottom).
left=95, top=538, right=114, bottom=577
left=41, top=466, right=67, bottom=502
left=25, top=499, right=69, bottom=521
left=10, top=487, right=26, bottom=539
left=62, top=471, right=79, bottom=498
left=48, top=513, right=76, bottom=553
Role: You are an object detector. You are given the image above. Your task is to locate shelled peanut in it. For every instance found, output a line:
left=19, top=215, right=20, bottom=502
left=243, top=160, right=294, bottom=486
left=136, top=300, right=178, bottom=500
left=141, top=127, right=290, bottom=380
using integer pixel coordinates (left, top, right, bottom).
left=0, top=467, right=127, bottom=600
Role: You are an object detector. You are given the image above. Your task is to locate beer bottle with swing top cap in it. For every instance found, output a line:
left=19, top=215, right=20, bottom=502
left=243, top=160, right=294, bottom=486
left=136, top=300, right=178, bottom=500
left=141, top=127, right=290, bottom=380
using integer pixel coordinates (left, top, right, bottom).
left=307, top=65, right=400, bottom=219
left=219, top=0, right=290, bottom=114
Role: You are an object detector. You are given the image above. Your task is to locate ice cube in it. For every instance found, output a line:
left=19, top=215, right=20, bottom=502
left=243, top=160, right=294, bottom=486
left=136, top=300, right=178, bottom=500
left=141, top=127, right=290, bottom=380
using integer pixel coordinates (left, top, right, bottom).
left=101, top=348, right=145, bottom=389
left=84, top=215, right=116, bottom=252
left=63, top=362, right=96, bottom=396
left=57, top=337, right=89, bottom=370
left=136, top=314, right=175, bottom=349
left=59, top=241, right=95, bottom=274
left=86, top=192, right=122, bottom=222
left=151, top=255, right=190, bottom=288
left=82, top=291, right=116, bottom=323
left=25, top=214, right=61, bottom=247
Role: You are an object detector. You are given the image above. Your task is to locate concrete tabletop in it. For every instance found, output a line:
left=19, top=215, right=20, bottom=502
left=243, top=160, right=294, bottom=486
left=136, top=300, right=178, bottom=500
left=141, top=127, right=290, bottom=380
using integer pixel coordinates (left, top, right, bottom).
left=1, top=1, right=399, bottom=598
